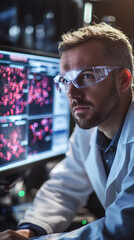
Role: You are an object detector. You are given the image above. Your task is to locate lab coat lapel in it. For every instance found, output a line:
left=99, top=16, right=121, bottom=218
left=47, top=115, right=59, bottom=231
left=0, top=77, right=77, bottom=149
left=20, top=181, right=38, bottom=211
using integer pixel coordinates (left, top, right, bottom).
left=105, top=142, right=126, bottom=207
left=84, top=129, right=107, bottom=207
left=105, top=101, right=134, bottom=207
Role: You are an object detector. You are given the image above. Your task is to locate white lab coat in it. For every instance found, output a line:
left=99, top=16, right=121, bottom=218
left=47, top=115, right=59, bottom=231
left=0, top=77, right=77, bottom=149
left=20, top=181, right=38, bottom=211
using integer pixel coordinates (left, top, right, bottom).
left=19, top=101, right=134, bottom=240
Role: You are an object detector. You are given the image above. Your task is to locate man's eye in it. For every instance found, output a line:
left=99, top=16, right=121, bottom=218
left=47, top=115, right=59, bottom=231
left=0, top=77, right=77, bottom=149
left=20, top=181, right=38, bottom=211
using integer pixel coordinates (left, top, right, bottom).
left=59, top=77, right=68, bottom=85
left=82, top=73, right=95, bottom=80
left=77, top=72, right=95, bottom=84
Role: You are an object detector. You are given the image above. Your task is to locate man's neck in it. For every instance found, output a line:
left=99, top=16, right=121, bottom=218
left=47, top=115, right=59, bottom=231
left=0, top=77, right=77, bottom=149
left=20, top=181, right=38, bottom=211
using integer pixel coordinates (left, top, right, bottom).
left=98, top=97, right=132, bottom=139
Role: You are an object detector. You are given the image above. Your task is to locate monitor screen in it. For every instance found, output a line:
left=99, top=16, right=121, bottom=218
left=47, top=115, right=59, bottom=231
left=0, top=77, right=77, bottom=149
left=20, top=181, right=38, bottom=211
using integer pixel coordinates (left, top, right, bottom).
left=0, top=46, right=70, bottom=174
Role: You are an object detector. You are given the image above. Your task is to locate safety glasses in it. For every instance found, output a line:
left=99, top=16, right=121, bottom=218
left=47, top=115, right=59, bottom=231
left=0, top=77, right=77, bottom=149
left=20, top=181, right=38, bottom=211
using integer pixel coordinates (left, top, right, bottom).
left=54, top=66, right=121, bottom=93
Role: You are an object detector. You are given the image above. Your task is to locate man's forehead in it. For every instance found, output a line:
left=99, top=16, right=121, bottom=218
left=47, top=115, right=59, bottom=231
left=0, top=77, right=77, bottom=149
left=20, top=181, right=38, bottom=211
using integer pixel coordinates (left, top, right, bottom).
left=60, top=41, right=106, bottom=72
left=60, top=51, right=85, bottom=71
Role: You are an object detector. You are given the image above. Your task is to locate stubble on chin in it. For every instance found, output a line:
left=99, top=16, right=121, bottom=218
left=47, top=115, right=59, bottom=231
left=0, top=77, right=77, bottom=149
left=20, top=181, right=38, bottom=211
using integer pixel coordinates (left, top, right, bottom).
left=71, top=109, right=102, bottom=129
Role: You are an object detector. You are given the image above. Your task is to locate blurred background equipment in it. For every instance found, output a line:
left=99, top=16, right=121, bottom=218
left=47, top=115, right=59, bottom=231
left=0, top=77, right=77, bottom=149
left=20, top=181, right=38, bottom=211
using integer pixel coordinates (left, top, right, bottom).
left=1, top=0, right=134, bottom=53
left=0, top=0, right=83, bottom=53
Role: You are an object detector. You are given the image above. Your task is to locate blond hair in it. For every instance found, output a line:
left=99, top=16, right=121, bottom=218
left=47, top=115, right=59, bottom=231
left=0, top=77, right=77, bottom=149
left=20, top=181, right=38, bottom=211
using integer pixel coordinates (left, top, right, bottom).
left=58, top=22, right=133, bottom=75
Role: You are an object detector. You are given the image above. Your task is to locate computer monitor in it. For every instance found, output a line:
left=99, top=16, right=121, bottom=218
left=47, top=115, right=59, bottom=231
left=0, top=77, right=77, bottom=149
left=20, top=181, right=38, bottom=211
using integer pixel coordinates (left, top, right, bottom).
left=0, top=46, right=70, bottom=175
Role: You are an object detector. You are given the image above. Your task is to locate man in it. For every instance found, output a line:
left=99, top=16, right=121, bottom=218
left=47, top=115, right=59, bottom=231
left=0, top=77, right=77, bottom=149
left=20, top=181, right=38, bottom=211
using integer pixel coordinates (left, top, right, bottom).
left=0, top=22, right=134, bottom=239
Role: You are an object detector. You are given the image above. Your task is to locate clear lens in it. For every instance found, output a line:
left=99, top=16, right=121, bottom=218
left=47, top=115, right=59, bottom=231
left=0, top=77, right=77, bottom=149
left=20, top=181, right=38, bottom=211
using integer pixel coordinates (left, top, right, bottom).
left=54, top=66, right=120, bottom=93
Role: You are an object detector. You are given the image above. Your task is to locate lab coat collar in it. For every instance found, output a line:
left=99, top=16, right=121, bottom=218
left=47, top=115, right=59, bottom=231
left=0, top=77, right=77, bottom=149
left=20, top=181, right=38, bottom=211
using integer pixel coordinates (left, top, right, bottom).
left=85, top=127, right=107, bottom=208
left=119, top=101, right=134, bottom=145
left=105, top=101, right=134, bottom=206
left=85, top=101, right=134, bottom=208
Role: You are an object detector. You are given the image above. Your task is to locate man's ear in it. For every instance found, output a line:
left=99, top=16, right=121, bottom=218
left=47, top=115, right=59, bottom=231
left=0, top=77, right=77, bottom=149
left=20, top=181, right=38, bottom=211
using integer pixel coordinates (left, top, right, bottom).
left=119, top=68, right=132, bottom=92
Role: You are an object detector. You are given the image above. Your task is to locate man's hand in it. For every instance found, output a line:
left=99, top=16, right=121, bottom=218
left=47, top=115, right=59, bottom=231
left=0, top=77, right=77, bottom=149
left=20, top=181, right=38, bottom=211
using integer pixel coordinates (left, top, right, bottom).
left=0, top=229, right=35, bottom=239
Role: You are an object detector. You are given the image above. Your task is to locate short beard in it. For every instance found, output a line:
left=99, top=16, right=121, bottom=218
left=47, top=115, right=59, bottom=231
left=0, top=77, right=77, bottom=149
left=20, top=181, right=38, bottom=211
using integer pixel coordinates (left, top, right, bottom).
left=72, top=109, right=107, bottom=129
left=71, top=79, right=120, bottom=130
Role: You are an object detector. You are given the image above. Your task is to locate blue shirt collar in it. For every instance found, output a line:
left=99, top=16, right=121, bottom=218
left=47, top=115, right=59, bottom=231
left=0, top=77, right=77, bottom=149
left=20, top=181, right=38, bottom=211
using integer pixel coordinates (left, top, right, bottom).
left=96, top=127, right=122, bottom=152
